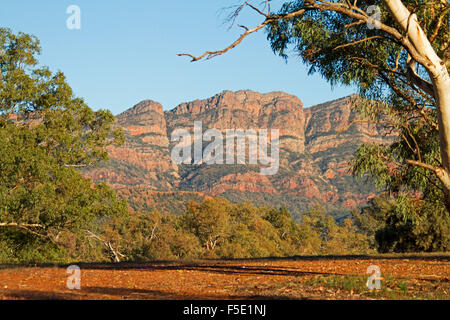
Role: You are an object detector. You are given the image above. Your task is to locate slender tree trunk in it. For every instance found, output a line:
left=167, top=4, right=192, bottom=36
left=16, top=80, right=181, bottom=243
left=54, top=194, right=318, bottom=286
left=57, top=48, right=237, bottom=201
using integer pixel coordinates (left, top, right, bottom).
left=434, top=76, right=450, bottom=211
left=384, top=0, right=450, bottom=210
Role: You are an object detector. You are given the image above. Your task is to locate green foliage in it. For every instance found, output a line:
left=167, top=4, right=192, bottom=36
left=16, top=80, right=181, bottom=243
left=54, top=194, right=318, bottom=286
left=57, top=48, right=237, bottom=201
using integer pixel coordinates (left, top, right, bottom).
left=217, top=203, right=295, bottom=258
left=354, top=195, right=450, bottom=252
left=351, top=107, right=449, bottom=252
left=81, top=199, right=372, bottom=262
left=300, top=205, right=371, bottom=254
left=182, top=198, right=232, bottom=252
left=100, top=209, right=202, bottom=261
left=117, top=199, right=372, bottom=261
left=265, top=1, right=449, bottom=251
left=0, top=28, right=127, bottom=263
left=267, top=1, right=448, bottom=97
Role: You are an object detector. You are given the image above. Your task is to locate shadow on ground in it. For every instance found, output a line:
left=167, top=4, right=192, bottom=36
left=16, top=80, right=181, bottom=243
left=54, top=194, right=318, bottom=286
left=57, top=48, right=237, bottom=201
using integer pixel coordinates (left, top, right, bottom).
left=1, top=253, right=449, bottom=272
left=2, top=287, right=300, bottom=300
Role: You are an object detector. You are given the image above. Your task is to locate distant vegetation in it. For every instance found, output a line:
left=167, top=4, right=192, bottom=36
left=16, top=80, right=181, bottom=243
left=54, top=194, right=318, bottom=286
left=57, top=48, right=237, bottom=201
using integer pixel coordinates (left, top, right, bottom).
left=0, top=197, right=373, bottom=263
left=4, top=193, right=448, bottom=264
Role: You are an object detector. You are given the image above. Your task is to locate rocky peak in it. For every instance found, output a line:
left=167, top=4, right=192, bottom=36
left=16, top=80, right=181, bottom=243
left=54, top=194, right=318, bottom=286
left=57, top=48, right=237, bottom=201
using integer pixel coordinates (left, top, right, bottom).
left=170, top=90, right=303, bottom=115
left=84, top=90, right=394, bottom=220
left=115, top=99, right=169, bottom=147
left=117, top=100, right=164, bottom=120
left=165, top=90, right=306, bottom=152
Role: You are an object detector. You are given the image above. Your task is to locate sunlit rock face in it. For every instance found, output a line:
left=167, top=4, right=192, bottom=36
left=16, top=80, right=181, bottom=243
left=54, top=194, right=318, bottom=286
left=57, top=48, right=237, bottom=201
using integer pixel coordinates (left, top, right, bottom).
left=84, top=91, right=394, bottom=220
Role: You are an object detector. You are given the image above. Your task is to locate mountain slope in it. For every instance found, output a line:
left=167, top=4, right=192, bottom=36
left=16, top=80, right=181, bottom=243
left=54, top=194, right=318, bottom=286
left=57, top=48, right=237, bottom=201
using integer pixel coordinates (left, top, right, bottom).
left=84, top=90, right=394, bottom=220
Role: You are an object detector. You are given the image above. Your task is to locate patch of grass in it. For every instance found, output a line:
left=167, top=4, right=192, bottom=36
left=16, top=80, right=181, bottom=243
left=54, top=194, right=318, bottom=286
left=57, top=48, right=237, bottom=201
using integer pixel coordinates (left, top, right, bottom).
left=305, top=274, right=449, bottom=300
left=398, top=280, right=408, bottom=294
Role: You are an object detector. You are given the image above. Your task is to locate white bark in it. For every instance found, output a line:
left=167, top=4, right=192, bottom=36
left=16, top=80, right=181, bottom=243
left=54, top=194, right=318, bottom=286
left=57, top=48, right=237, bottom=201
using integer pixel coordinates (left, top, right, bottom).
left=0, top=222, right=45, bottom=228
left=383, top=0, right=450, bottom=204
left=85, top=230, right=125, bottom=263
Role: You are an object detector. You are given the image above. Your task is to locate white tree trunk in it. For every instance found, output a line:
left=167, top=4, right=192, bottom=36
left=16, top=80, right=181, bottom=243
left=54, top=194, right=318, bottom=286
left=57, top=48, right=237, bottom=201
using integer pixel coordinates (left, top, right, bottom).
left=383, top=0, right=450, bottom=207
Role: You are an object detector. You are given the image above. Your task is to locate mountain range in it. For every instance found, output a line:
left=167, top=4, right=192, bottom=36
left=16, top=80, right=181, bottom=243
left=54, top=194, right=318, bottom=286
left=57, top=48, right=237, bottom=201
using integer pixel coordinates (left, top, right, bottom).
left=84, top=90, right=395, bottom=221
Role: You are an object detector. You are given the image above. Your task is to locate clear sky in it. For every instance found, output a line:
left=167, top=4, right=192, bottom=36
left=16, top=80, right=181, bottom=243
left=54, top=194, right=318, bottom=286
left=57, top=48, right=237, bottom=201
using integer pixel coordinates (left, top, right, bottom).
left=1, top=0, right=356, bottom=114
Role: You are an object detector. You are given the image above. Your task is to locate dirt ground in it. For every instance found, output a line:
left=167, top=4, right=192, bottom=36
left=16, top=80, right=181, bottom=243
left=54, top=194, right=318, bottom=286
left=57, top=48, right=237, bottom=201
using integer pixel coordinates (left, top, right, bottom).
left=0, top=254, right=449, bottom=300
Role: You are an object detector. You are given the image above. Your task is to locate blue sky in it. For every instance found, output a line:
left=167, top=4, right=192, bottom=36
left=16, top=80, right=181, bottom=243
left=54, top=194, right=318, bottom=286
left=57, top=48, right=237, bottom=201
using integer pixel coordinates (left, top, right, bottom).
left=1, top=0, right=355, bottom=114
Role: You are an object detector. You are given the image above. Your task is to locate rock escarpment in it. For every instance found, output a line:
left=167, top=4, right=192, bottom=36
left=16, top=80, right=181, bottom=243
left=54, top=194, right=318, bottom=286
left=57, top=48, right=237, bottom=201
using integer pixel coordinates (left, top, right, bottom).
left=84, top=90, right=394, bottom=219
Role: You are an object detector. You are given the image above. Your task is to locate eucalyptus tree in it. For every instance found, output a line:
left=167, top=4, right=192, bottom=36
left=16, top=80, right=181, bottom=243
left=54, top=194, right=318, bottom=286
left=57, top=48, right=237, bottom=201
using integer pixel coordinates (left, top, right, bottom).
left=0, top=28, right=126, bottom=262
left=179, top=0, right=450, bottom=212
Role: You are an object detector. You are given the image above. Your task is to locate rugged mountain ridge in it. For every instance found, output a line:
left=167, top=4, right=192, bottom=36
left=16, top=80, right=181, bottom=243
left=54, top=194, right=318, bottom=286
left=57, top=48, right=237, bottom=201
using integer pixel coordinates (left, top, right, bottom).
left=85, top=90, right=394, bottom=220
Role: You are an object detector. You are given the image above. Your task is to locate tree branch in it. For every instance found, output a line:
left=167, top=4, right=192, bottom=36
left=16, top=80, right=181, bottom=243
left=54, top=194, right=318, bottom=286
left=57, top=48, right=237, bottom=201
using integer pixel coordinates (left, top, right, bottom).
left=177, top=22, right=268, bottom=61
left=178, top=8, right=309, bottom=62
left=0, top=222, right=50, bottom=239
left=429, top=6, right=450, bottom=42
left=85, top=230, right=125, bottom=263
left=0, top=222, right=45, bottom=228
left=406, top=54, right=435, bottom=96
left=332, top=36, right=384, bottom=51
left=406, top=159, right=440, bottom=172
left=406, top=159, right=450, bottom=192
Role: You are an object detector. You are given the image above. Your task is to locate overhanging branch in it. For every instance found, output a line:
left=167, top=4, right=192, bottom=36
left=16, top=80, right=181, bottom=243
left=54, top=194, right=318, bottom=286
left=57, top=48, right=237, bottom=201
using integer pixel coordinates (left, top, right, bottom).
left=177, top=22, right=269, bottom=62
left=178, top=0, right=430, bottom=72
left=177, top=8, right=309, bottom=62
left=406, top=160, right=450, bottom=192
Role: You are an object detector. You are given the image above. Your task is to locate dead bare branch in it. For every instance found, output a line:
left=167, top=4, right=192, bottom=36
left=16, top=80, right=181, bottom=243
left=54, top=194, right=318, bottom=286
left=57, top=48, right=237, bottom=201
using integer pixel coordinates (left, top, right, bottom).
left=178, top=18, right=273, bottom=61
left=85, top=230, right=125, bottom=263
